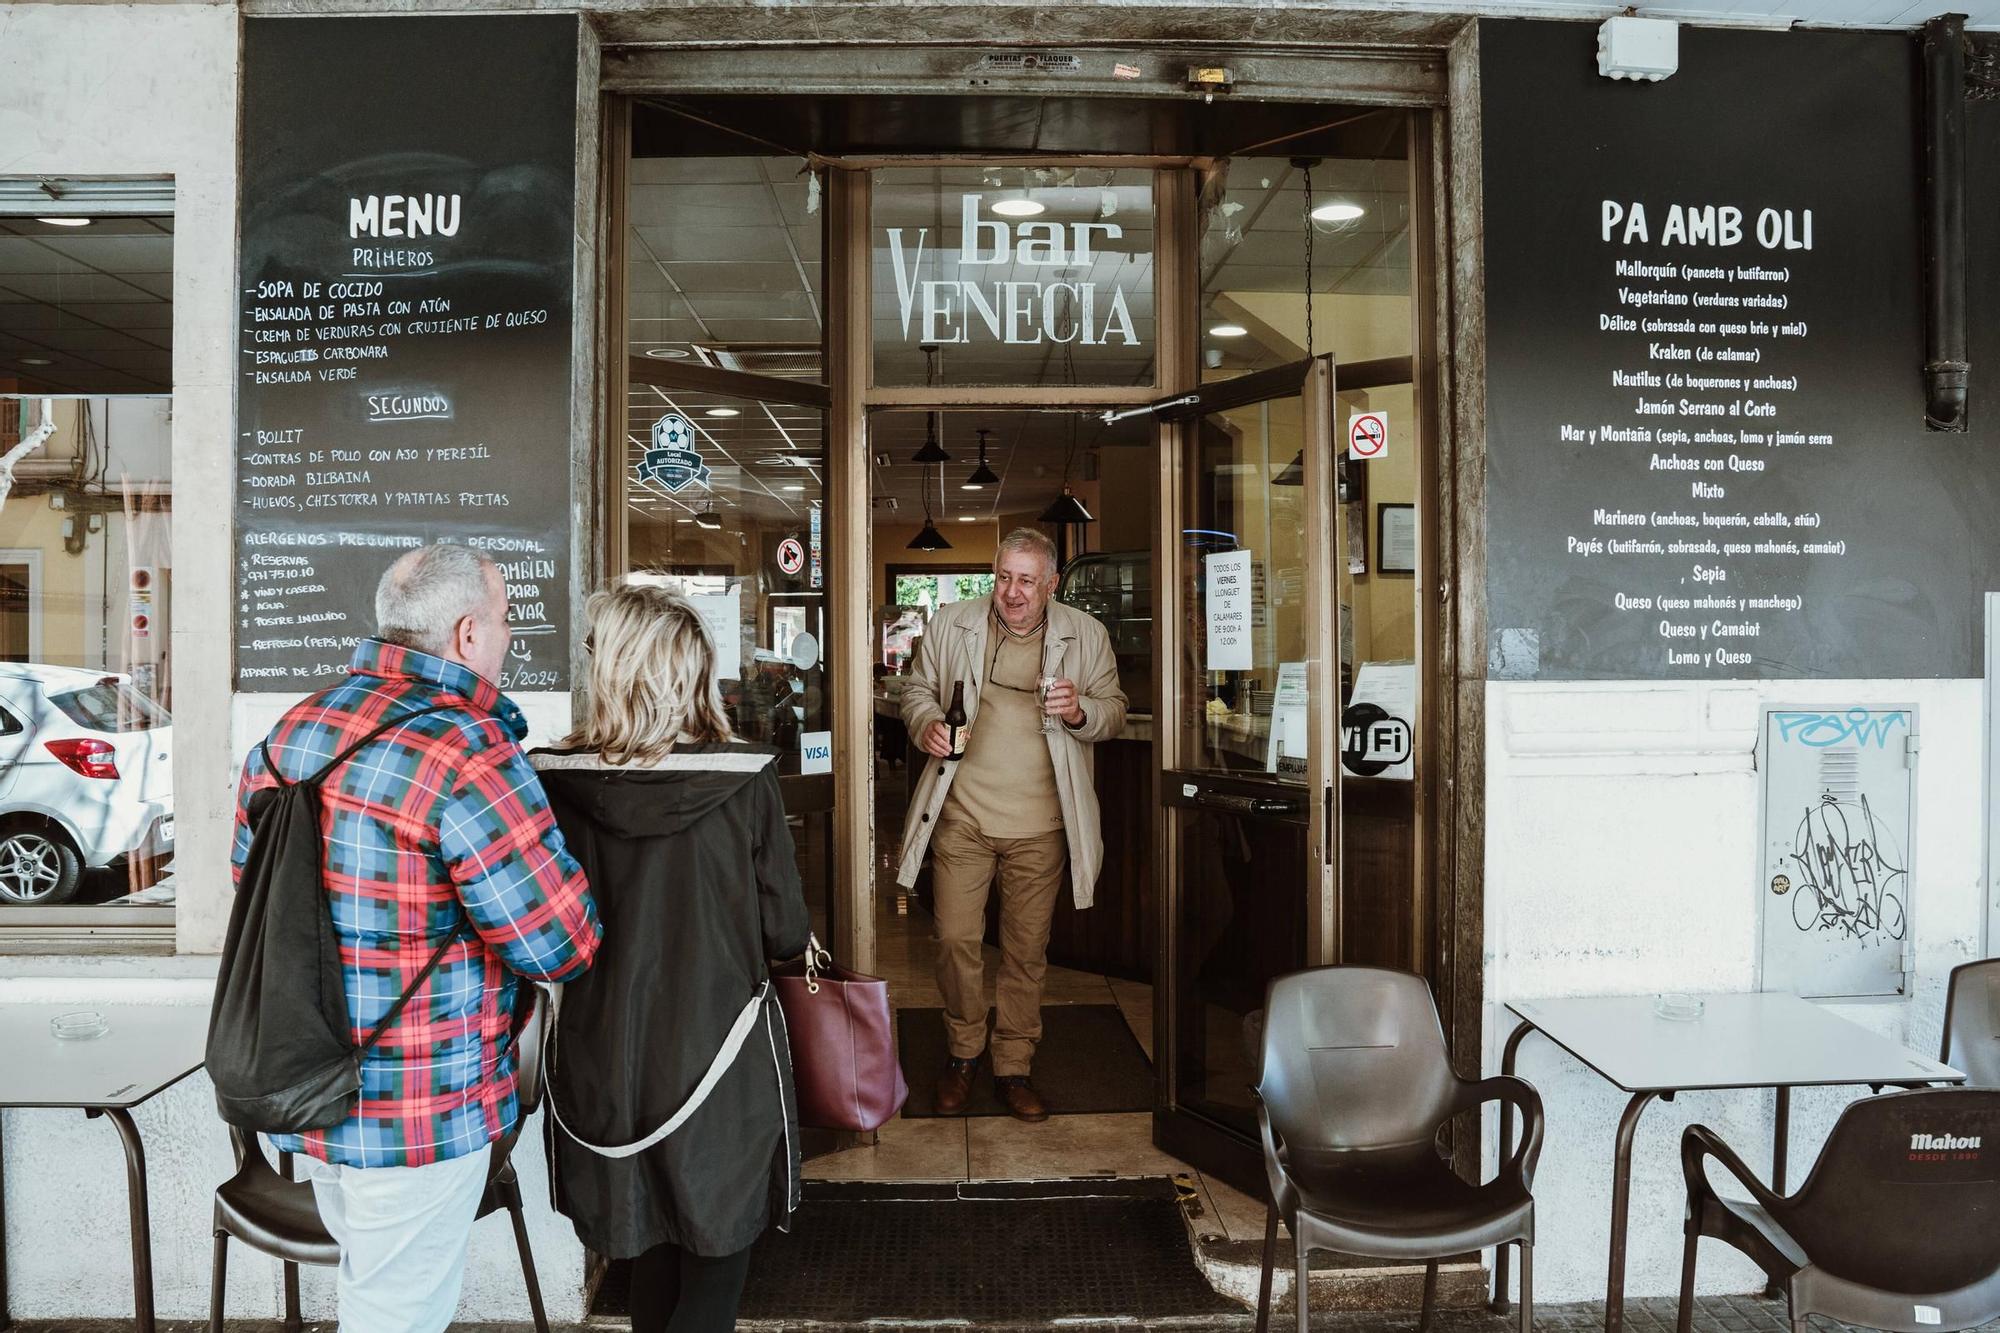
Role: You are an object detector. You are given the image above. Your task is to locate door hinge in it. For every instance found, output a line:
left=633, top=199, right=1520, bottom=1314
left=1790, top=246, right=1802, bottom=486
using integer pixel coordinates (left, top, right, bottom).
left=1905, top=733, right=1921, bottom=768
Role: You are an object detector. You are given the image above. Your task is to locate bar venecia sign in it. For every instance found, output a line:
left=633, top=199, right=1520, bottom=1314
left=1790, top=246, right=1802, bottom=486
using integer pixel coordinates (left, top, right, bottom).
left=885, top=194, right=1143, bottom=348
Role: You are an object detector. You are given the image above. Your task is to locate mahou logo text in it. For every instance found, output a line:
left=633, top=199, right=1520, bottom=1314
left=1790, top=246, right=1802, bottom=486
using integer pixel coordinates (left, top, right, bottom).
left=1910, top=1133, right=1982, bottom=1151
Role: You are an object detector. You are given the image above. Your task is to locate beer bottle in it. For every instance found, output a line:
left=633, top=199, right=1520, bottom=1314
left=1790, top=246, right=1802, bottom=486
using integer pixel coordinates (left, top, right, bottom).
left=944, top=681, right=970, bottom=761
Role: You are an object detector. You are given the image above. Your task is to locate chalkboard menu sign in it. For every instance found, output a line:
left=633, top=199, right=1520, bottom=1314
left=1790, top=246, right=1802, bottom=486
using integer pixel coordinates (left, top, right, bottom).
left=1481, top=22, right=2000, bottom=680
left=235, top=15, right=579, bottom=691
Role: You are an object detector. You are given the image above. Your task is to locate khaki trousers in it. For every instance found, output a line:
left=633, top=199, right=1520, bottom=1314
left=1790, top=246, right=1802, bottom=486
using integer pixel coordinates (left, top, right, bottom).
left=930, top=819, right=1066, bottom=1078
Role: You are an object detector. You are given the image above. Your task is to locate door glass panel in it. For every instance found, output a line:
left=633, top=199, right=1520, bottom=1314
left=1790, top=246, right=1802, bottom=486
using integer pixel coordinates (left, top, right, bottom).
left=1170, top=382, right=1318, bottom=1138
left=1178, top=397, right=1311, bottom=782
left=620, top=383, right=828, bottom=777
left=870, top=167, right=1157, bottom=389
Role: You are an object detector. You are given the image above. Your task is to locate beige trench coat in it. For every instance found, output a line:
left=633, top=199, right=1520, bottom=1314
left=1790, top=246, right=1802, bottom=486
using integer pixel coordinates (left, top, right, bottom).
left=894, top=595, right=1128, bottom=909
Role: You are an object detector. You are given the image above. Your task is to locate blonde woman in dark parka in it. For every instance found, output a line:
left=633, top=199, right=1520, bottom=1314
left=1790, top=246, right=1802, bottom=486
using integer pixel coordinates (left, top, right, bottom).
left=531, top=583, right=809, bottom=1333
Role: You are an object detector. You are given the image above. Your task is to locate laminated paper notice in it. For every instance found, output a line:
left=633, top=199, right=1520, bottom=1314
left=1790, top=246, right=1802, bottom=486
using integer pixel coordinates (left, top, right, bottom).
left=1204, top=549, right=1253, bottom=671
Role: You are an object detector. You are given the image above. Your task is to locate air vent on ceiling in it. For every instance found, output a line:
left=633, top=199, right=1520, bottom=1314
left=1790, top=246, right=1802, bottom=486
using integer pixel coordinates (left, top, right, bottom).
left=980, top=52, right=1083, bottom=73
left=873, top=495, right=900, bottom=511
left=698, top=344, right=822, bottom=379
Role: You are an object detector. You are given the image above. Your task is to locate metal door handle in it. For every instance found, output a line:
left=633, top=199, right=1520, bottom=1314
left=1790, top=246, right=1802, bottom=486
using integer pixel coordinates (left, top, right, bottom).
left=1192, top=789, right=1303, bottom=816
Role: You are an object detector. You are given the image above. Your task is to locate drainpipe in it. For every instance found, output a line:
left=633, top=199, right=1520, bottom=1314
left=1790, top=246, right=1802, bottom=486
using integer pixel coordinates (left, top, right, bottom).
left=1922, top=14, right=1969, bottom=432
left=0, top=397, right=57, bottom=507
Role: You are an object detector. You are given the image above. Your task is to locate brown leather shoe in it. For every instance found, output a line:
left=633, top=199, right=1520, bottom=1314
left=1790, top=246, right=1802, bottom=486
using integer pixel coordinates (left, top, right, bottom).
left=995, top=1075, right=1050, bottom=1123
left=934, top=1056, right=979, bottom=1115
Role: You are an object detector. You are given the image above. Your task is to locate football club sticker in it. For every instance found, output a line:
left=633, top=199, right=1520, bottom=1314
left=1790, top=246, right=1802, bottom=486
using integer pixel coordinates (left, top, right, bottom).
left=638, top=413, right=711, bottom=493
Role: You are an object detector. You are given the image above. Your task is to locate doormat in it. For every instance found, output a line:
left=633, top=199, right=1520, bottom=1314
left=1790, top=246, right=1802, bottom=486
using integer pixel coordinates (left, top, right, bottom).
left=591, top=1178, right=1243, bottom=1326
left=897, top=1004, right=1153, bottom=1117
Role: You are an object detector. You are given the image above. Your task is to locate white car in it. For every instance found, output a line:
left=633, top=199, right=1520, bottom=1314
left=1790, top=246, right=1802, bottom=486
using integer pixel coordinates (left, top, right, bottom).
left=0, top=664, right=173, bottom=906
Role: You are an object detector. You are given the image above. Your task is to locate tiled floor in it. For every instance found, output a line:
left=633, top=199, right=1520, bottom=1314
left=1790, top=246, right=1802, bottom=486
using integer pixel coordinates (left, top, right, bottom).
left=804, top=805, right=1271, bottom=1246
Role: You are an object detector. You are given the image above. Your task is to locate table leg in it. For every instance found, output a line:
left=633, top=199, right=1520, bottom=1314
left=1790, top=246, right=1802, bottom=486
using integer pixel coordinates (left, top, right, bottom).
left=88, top=1108, right=154, bottom=1333
left=1763, top=1087, right=1790, bottom=1299
left=1605, top=1091, right=1661, bottom=1333
left=1491, top=1020, right=1533, bottom=1315
left=1, top=1109, right=11, bottom=1333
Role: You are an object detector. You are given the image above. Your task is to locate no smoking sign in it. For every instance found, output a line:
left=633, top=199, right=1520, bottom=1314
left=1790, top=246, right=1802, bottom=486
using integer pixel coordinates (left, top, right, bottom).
left=1349, top=411, right=1389, bottom=460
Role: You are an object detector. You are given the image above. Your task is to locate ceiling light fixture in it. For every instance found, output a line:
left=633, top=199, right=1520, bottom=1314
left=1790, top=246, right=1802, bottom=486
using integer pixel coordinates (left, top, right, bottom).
left=958, top=515, right=979, bottom=523
left=36, top=217, right=90, bottom=228
left=693, top=504, right=723, bottom=530
left=1310, top=201, right=1366, bottom=223
left=19, top=357, right=52, bottom=367
left=782, top=484, right=805, bottom=493
left=906, top=519, right=952, bottom=552
left=1038, top=489, right=1094, bottom=525
left=643, top=347, right=691, bottom=359
left=912, top=344, right=951, bottom=463
left=1209, top=324, right=1248, bottom=338
left=991, top=193, right=1045, bottom=219
left=705, top=407, right=740, bottom=418
left=961, top=428, right=1000, bottom=490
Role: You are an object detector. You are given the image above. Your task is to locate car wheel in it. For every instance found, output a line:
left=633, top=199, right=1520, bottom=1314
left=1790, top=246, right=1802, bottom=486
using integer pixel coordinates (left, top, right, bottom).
left=0, top=829, right=83, bottom=906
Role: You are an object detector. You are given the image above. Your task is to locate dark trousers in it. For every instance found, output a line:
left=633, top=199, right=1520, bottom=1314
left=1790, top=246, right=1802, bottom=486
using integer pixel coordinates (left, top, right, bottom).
left=629, top=1240, right=755, bottom=1333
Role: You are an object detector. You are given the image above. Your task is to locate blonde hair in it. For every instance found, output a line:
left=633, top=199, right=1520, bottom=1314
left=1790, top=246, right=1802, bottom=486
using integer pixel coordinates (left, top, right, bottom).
left=564, top=583, right=732, bottom=764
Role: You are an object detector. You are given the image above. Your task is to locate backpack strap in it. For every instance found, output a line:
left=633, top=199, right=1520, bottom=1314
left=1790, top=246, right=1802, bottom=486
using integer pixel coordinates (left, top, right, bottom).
left=356, top=918, right=469, bottom=1056
left=257, top=697, right=489, bottom=1053
left=259, top=700, right=468, bottom=790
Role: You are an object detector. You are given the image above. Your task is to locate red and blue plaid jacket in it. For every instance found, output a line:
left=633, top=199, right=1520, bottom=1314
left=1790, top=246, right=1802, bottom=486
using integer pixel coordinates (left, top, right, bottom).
left=231, top=640, right=601, bottom=1168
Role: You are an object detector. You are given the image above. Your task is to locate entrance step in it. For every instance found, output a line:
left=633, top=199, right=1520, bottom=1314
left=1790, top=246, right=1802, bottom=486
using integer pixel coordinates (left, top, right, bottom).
left=1195, top=1233, right=1488, bottom=1317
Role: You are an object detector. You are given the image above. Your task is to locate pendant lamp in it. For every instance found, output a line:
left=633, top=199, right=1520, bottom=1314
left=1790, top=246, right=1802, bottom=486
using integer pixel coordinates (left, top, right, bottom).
left=961, top=428, right=1000, bottom=490
left=906, top=519, right=953, bottom=551
left=1038, top=488, right=1094, bottom=524
left=912, top=345, right=950, bottom=463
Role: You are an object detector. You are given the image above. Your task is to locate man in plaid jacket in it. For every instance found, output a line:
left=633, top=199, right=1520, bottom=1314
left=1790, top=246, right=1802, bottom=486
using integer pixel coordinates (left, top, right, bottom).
left=232, top=543, right=601, bottom=1333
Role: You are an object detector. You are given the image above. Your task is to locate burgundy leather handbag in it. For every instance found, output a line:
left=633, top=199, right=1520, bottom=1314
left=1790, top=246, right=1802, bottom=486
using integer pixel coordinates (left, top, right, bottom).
left=770, top=937, right=908, bottom=1131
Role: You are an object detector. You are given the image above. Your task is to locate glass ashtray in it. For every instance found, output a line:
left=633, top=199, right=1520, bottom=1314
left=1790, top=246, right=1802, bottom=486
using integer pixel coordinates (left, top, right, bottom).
left=1653, top=993, right=1705, bottom=1023
left=50, top=1010, right=110, bottom=1041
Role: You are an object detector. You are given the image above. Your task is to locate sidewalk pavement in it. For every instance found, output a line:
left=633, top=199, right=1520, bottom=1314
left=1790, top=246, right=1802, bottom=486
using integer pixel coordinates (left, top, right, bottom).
left=13, top=1296, right=2000, bottom=1333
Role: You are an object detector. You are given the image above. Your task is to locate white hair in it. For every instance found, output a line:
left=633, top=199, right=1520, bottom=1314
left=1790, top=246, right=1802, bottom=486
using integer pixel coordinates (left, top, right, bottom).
left=994, top=527, right=1058, bottom=578
left=374, top=543, right=498, bottom=655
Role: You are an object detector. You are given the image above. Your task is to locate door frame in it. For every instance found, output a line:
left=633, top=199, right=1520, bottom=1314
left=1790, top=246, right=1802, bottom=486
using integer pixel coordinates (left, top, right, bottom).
left=598, top=81, right=1479, bottom=1130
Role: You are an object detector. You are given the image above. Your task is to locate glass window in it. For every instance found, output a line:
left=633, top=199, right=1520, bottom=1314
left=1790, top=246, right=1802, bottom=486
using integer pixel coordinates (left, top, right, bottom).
left=872, top=167, right=1156, bottom=388
left=0, top=214, right=176, bottom=915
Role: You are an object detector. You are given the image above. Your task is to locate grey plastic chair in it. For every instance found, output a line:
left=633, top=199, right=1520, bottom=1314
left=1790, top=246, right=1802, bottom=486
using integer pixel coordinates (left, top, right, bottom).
left=1678, top=1087, right=2000, bottom=1333
left=1251, top=966, right=1544, bottom=1333
left=207, top=989, right=551, bottom=1333
left=1941, top=959, right=2000, bottom=1088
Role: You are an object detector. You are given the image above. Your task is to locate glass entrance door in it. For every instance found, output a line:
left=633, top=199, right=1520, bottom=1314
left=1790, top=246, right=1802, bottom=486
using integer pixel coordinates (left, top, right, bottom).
left=617, top=364, right=840, bottom=943
left=1150, top=357, right=1338, bottom=1193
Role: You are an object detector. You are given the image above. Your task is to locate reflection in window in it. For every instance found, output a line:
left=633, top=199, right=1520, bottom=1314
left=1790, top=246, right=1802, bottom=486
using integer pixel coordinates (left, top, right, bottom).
left=0, top=213, right=176, bottom=915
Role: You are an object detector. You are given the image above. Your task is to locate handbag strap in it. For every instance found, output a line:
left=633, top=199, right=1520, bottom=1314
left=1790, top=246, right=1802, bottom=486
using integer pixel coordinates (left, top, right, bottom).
left=546, top=980, right=771, bottom=1159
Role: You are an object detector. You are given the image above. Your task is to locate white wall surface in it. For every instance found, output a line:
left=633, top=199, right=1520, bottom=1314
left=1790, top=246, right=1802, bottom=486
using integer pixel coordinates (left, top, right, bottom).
left=1484, top=677, right=1987, bottom=1304
left=0, top=2, right=240, bottom=956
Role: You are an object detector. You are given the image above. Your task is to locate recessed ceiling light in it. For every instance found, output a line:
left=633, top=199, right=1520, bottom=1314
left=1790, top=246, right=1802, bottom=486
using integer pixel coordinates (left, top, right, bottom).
left=782, top=484, right=805, bottom=493
left=1311, top=201, right=1366, bottom=223
left=1209, top=324, right=1248, bottom=338
left=991, top=196, right=1045, bottom=218
left=644, top=347, right=691, bottom=359
left=705, top=407, right=740, bottom=418
left=36, top=217, right=90, bottom=228
left=957, top=515, right=979, bottom=523
left=19, top=357, right=52, bottom=366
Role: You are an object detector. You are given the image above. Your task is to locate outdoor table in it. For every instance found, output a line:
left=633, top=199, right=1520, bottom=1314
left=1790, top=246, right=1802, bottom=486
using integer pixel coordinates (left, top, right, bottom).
left=1490, top=992, right=1963, bottom=1333
left=0, top=1002, right=208, bottom=1333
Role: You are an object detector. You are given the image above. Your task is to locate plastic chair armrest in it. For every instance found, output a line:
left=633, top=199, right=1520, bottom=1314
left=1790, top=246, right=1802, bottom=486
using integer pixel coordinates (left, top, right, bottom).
left=1456, top=1073, right=1546, bottom=1187
left=1681, top=1122, right=1786, bottom=1219
left=1253, top=1097, right=1299, bottom=1219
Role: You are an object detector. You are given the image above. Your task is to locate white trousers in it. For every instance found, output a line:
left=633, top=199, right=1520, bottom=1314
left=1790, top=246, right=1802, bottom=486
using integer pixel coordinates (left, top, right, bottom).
left=305, top=1143, right=493, bottom=1333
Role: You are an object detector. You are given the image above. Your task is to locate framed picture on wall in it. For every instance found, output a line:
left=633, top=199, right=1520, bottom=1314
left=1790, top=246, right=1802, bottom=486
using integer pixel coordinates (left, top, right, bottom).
left=1377, top=503, right=1417, bottom=575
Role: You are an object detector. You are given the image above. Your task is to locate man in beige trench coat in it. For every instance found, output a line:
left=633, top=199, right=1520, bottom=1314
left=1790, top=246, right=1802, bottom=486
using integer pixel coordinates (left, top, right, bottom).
left=896, top=527, right=1127, bottom=1121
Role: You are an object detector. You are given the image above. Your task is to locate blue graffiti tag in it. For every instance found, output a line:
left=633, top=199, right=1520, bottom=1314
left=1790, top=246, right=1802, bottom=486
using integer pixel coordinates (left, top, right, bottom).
left=1773, top=709, right=1908, bottom=749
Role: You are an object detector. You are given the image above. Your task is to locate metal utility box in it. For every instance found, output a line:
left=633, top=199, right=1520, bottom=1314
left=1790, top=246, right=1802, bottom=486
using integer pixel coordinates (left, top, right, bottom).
left=1758, top=706, right=1917, bottom=999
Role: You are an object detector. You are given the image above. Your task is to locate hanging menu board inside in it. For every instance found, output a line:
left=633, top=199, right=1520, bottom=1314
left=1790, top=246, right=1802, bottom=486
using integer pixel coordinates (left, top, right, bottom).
left=235, top=15, right=578, bottom=691
left=1481, top=22, right=2000, bottom=680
